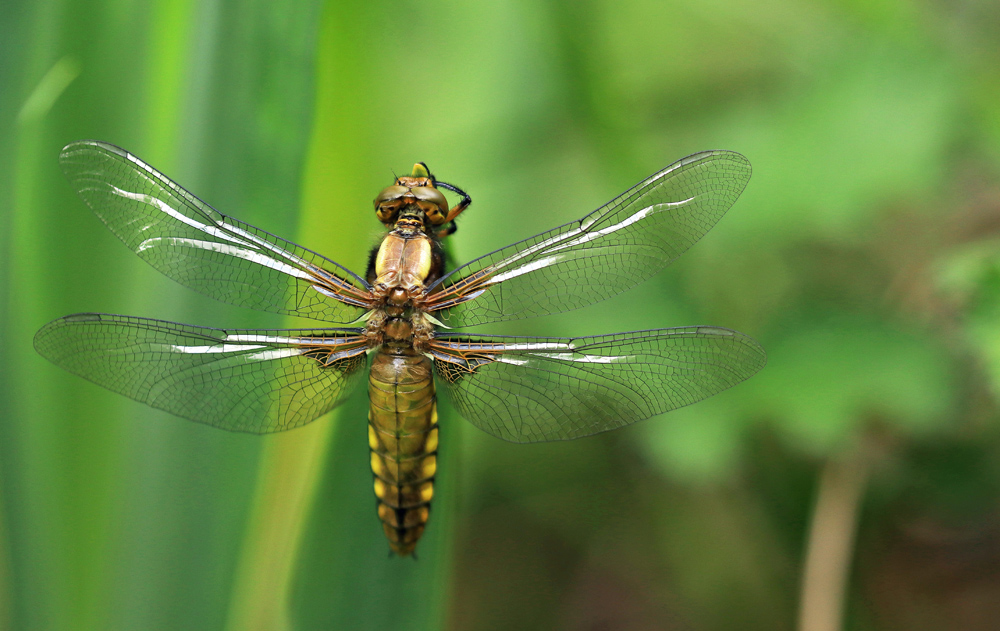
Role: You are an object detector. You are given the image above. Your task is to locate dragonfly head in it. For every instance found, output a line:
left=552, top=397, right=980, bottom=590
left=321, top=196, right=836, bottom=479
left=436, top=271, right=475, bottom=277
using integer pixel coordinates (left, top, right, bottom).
left=373, top=162, right=449, bottom=228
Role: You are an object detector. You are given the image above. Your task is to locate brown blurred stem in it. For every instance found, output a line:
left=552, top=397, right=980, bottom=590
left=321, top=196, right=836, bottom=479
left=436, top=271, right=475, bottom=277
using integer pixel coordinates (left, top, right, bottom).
left=797, top=434, right=874, bottom=631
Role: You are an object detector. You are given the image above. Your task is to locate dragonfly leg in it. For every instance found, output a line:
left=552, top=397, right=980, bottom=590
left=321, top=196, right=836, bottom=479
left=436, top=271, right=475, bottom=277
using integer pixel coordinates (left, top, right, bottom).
left=435, top=221, right=458, bottom=239
left=434, top=180, right=471, bottom=224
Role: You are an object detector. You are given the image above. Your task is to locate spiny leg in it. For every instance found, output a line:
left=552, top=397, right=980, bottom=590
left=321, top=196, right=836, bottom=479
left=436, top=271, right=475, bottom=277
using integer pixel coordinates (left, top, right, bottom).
left=434, top=180, right=471, bottom=223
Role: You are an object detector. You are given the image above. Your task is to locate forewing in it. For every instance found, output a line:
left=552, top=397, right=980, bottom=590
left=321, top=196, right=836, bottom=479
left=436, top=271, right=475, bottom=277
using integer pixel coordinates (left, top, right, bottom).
left=59, top=141, right=374, bottom=323
left=429, top=327, right=765, bottom=443
left=34, top=313, right=369, bottom=433
left=421, top=151, right=751, bottom=327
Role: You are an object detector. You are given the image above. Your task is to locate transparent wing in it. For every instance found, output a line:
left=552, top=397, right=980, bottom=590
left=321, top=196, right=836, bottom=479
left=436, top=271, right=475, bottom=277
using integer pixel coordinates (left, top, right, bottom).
left=59, top=141, right=375, bottom=323
left=420, top=151, right=751, bottom=327
left=429, top=327, right=765, bottom=443
left=34, top=313, right=369, bottom=433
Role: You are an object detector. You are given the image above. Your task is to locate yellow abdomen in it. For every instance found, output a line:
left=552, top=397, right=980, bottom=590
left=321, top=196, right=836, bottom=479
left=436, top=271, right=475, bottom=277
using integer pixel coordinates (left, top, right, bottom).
left=367, top=348, right=438, bottom=556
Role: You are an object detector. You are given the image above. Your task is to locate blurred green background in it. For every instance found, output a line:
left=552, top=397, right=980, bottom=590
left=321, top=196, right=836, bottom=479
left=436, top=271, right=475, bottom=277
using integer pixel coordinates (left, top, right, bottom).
left=3, top=0, right=1000, bottom=629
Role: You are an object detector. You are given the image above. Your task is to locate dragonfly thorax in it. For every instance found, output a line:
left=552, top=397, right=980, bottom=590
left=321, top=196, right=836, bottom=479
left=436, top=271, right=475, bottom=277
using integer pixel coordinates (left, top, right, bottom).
left=363, top=309, right=434, bottom=354
left=373, top=231, right=434, bottom=301
left=383, top=316, right=412, bottom=341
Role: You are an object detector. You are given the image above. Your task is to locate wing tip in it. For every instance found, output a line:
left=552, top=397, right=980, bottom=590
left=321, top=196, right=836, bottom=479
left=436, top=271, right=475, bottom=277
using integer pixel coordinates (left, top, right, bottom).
left=34, top=312, right=105, bottom=357
left=60, top=138, right=125, bottom=155
left=677, top=150, right=752, bottom=187
left=58, top=139, right=132, bottom=175
left=696, top=325, right=767, bottom=372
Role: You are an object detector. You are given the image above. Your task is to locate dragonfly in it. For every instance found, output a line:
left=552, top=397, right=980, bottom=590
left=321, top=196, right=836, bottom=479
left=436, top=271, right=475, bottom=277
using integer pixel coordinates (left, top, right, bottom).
left=35, top=141, right=765, bottom=556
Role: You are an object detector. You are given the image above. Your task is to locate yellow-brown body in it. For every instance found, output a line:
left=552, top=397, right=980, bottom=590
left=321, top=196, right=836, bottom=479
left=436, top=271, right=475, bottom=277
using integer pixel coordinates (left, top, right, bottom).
left=365, top=227, right=440, bottom=556
left=367, top=349, right=438, bottom=556
left=361, top=162, right=471, bottom=556
left=365, top=173, right=450, bottom=555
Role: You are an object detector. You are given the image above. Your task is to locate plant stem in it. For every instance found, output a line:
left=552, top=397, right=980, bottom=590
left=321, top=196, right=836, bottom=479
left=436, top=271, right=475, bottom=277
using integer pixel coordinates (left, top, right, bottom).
left=797, top=436, right=873, bottom=631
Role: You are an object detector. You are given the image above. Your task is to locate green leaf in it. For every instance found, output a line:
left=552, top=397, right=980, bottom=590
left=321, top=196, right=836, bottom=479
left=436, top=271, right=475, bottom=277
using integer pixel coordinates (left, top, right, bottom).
left=754, top=317, right=954, bottom=452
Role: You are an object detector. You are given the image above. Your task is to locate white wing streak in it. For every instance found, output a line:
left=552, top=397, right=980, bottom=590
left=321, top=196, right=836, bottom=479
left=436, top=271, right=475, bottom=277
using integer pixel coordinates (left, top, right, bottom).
left=60, top=140, right=372, bottom=323
left=427, top=151, right=751, bottom=327
left=490, top=254, right=566, bottom=283
left=432, top=326, right=765, bottom=443
left=136, top=237, right=313, bottom=280
left=33, top=313, right=368, bottom=433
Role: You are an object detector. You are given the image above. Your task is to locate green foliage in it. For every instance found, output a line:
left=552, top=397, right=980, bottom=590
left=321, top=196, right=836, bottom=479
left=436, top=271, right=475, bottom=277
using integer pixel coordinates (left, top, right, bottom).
left=755, top=318, right=954, bottom=450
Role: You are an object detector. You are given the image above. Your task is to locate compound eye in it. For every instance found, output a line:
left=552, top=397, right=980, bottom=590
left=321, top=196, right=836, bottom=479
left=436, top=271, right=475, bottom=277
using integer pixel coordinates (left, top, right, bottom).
left=410, top=186, right=448, bottom=225
left=374, top=185, right=408, bottom=209
left=375, top=203, right=400, bottom=223
left=374, top=185, right=409, bottom=223
left=423, top=205, right=445, bottom=224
